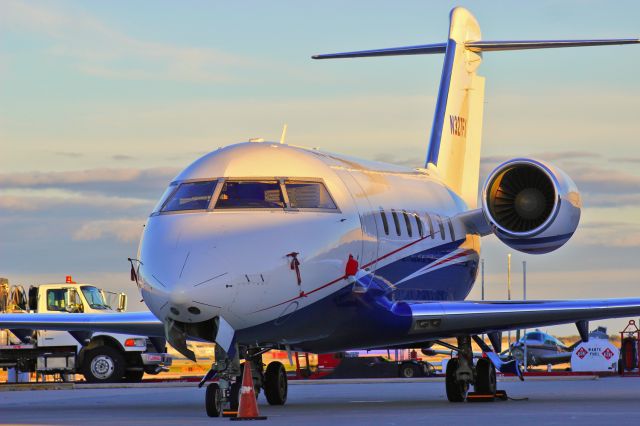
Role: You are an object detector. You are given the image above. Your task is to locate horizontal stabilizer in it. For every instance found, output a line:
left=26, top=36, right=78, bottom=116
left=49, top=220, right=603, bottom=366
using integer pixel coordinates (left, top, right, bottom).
left=312, top=43, right=447, bottom=59
left=312, top=39, right=639, bottom=60
left=465, top=38, right=640, bottom=52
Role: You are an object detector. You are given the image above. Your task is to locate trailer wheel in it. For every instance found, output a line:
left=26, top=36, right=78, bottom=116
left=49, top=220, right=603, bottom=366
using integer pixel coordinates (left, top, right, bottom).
left=400, top=363, right=417, bottom=378
left=82, top=346, right=125, bottom=383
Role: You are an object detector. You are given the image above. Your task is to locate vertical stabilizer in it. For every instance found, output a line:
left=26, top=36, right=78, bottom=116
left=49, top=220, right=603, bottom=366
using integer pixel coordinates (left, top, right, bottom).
left=426, top=7, right=485, bottom=209
left=312, top=7, right=639, bottom=208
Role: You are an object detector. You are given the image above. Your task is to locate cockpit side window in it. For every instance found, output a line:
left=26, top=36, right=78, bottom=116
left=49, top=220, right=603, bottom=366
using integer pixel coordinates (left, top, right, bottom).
left=284, top=181, right=337, bottom=209
left=153, top=183, right=178, bottom=213
left=162, top=181, right=218, bottom=212
left=215, top=181, right=285, bottom=209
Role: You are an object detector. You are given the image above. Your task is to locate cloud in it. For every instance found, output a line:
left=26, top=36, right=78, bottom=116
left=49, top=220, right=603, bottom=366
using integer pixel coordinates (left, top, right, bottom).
left=112, top=154, right=134, bottom=161
left=0, top=167, right=179, bottom=198
left=574, top=221, right=640, bottom=248
left=52, top=151, right=84, bottom=158
left=72, top=219, right=144, bottom=243
left=0, top=193, right=153, bottom=213
left=1, top=0, right=251, bottom=83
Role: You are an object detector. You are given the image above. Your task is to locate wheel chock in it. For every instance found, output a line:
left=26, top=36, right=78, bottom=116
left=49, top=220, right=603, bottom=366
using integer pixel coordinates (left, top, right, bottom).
left=466, top=390, right=508, bottom=402
left=223, top=411, right=238, bottom=418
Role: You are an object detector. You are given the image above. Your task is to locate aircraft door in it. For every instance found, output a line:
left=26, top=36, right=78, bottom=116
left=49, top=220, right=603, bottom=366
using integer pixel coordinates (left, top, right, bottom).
left=332, top=169, right=379, bottom=271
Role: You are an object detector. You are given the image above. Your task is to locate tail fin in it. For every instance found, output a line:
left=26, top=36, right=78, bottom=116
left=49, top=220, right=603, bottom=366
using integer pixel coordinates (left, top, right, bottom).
left=312, top=7, right=639, bottom=209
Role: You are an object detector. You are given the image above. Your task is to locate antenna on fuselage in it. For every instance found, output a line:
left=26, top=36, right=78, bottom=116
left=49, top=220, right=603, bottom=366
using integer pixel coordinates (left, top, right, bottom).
left=279, top=123, right=288, bottom=144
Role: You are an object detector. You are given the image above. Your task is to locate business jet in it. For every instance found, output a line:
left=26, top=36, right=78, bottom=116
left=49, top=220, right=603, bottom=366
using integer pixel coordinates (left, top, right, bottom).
left=2, top=7, right=639, bottom=417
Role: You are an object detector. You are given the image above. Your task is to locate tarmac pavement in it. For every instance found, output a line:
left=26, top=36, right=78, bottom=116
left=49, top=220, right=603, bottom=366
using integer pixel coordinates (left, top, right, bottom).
left=0, top=376, right=638, bottom=425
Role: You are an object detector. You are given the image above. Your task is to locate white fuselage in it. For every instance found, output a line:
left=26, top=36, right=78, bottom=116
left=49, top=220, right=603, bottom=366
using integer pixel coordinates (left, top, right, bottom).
left=137, top=142, right=479, bottom=348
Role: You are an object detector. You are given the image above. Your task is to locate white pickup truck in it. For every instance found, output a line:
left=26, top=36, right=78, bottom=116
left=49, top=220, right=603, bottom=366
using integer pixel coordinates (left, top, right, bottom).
left=0, top=277, right=171, bottom=383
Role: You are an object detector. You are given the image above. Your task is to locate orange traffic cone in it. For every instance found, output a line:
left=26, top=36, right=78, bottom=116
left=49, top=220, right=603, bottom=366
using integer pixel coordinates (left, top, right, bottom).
left=230, top=361, right=267, bottom=421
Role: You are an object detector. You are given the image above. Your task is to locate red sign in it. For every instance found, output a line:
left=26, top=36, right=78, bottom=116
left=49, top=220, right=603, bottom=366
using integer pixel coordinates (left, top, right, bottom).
left=602, top=348, right=614, bottom=360
left=576, top=346, right=588, bottom=359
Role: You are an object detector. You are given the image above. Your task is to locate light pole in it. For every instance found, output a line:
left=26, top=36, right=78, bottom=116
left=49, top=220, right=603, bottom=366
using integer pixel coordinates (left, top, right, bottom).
left=507, top=253, right=512, bottom=355
left=523, top=260, right=527, bottom=371
left=481, top=259, right=485, bottom=301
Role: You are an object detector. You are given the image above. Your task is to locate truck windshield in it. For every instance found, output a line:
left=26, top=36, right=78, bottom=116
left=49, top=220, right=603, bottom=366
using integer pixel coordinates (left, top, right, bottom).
left=81, top=286, right=110, bottom=310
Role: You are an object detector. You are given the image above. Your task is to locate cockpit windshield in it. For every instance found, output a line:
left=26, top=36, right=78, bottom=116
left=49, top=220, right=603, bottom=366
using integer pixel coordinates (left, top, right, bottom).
left=215, top=181, right=285, bottom=209
left=154, top=178, right=338, bottom=214
left=285, top=181, right=336, bottom=209
left=162, top=181, right=218, bottom=212
left=81, top=286, right=110, bottom=310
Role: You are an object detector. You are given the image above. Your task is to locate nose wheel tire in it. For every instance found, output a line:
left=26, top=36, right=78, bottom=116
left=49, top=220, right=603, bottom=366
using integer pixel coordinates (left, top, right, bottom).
left=205, top=383, right=223, bottom=417
left=264, top=362, right=288, bottom=405
left=445, top=358, right=469, bottom=402
left=81, top=346, right=125, bottom=383
left=474, top=358, right=497, bottom=395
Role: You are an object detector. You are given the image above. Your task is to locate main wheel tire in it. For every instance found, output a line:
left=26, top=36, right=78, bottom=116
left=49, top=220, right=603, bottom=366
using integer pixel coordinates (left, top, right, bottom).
left=205, top=383, right=223, bottom=417
left=123, top=369, right=144, bottom=383
left=400, top=363, right=416, bottom=378
left=475, top=358, right=497, bottom=395
left=445, top=358, right=468, bottom=402
left=264, top=362, right=287, bottom=406
left=229, top=378, right=242, bottom=411
left=81, top=346, right=125, bottom=383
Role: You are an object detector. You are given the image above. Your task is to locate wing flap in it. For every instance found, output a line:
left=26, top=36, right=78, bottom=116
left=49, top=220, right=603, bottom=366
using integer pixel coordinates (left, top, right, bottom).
left=0, top=311, right=164, bottom=337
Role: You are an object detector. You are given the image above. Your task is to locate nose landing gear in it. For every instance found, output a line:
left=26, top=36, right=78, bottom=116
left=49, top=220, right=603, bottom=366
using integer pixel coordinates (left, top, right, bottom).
left=202, top=346, right=289, bottom=417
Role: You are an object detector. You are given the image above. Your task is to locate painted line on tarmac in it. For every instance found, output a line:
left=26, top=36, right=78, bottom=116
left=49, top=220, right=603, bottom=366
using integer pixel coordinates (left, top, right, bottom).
left=0, top=375, right=600, bottom=392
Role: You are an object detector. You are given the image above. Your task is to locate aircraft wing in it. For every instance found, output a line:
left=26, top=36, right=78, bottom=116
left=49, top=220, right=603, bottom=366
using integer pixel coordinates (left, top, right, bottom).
left=0, top=311, right=164, bottom=337
left=533, top=352, right=573, bottom=365
left=408, top=298, right=640, bottom=336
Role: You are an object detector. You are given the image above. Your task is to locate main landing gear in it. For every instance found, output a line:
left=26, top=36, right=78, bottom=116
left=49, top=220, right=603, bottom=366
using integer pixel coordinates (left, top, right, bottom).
left=203, top=346, right=289, bottom=417
left=445, top=336, right=497, bottom=402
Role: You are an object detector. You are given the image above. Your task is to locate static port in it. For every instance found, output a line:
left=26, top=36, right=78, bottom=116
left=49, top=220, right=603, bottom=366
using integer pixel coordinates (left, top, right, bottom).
left=188, top=306, right=201, bottom=315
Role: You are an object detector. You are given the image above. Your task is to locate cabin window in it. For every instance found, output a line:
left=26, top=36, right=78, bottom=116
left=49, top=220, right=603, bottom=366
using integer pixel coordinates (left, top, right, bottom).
left=215, top=181, right=285, bottom=209
left=284, top=181, right=336, bottom=209
left=391, top=210, right=401, bottom=236
left=437, top=216, right=446, bottom=240
left=402, top=211, right=413, bottom=238
left=447, top=218, right=455, bottom=240
left=414, top=214, right=424, bottom=237
left=380, top=210, right=389, bottom=235
left=162, top=181, right=218, bottom=212
left=425, top=214, right=434, bottom=238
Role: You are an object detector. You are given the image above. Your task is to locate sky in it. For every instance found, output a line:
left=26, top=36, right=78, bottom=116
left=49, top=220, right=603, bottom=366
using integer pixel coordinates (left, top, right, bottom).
left=1, top=1, right=639, bottom=337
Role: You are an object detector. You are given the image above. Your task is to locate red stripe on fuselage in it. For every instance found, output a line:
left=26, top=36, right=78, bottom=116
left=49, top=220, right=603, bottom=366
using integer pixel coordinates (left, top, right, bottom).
left=253, top=235, right=472, bottom=313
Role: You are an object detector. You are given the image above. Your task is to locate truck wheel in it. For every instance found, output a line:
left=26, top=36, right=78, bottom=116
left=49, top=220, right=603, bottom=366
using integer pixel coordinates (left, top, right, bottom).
left=264, top=362, right=287, bottom=405
left=124, top=369, right=144, bottom=382
left=82, top=346, right=125, bottom=383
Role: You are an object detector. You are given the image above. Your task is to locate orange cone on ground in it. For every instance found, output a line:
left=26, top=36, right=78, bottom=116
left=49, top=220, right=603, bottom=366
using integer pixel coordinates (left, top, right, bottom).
left=230, top=361, right=267, bottom=421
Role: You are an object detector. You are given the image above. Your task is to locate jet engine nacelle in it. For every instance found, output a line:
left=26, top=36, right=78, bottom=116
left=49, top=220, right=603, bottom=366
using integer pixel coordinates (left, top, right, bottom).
left=482, top=158, right=581, bottom=254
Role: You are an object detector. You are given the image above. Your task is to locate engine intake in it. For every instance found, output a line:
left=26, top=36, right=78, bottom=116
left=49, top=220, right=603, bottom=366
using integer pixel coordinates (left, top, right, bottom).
left=486, top=164, right=555, bottom=233
left=482, top=159, right=581, bottom=254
